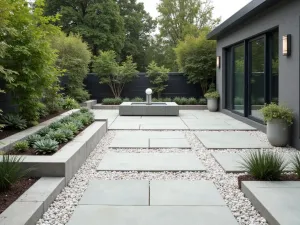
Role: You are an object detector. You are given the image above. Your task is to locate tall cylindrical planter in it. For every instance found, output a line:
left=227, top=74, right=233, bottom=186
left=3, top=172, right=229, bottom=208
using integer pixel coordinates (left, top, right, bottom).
left=267, top=119, right=289, bottom=147
left=207, top=98, right=218, bottom=112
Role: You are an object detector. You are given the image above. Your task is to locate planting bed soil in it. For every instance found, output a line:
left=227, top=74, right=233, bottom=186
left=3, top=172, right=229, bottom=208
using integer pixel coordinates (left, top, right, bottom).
left=0, top=110, right=67, bottom=140
left=238, top=174, right=300, bottom=189
left=0, top=177, right=39, bottom=214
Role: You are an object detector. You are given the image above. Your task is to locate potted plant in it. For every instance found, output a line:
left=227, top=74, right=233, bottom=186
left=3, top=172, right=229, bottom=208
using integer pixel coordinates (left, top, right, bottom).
left=204, top=91, right=220, bottom=112
left=261, top=103, right=293, bottom=147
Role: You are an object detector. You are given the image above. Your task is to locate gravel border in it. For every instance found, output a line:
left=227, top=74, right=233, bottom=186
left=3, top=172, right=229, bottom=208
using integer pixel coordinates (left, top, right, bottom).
left=37, top=130, right=298, bottom=225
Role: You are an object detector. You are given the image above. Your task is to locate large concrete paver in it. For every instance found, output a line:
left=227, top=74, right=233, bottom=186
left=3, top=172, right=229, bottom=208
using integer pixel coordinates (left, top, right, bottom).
left=195, top=131, right=272, bottom=149
left=67, top=206, right=239, bottom=225
left=150, top=181, right=225, bottom=206
left=150, top=138, right=190, bottom=148
left=80, top=180, right=149, bottom=206
left=242, top=181, right=300, bottom=225
left=97, top=153, right=205, bottom=171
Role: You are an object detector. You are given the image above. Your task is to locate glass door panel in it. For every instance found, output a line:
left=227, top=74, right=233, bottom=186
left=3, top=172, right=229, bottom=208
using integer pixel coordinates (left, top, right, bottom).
left=249, top=37, right=265, bottom=120
left=233, top=45, right=245, bottom=114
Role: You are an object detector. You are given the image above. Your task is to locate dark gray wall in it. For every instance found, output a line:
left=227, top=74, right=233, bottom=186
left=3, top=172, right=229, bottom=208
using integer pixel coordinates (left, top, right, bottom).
left=84, top=73, right=203, bottom=101
left=215, top=0, right=300, bottom=148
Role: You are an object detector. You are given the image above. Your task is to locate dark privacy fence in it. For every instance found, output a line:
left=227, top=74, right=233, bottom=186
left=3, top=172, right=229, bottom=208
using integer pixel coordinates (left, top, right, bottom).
left=83, top=73, right=203, bottom=102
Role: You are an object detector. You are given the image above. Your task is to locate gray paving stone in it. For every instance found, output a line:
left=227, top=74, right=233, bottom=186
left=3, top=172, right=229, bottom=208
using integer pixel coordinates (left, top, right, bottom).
left=212, top=153, right=293, bottom=173
left=150, top=181, right=225, bottom=206
left=140, top=124, right=188, bottom=130
left=67, top=206, right=238, bottom=225
left=97, top=153, right=206, bottom=171
left=149, top=138, right=190, bottom=148
left=242, top=181, right=300, bottom=225
left=109, top=121, right=140, bottom=130
left=80, top=180, right=149, bottom=206
left=195, top=131, right=272, bottom=149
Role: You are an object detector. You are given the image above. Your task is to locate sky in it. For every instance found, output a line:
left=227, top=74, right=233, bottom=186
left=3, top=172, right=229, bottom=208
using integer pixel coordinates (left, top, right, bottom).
left=137, top=0, right=252, bottom=22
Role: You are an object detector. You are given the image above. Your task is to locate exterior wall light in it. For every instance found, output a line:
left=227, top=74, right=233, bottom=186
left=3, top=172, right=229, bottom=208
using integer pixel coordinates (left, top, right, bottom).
left=216, top=56, right=221, bottom=68
left=282, top=34, right=291, bottom=56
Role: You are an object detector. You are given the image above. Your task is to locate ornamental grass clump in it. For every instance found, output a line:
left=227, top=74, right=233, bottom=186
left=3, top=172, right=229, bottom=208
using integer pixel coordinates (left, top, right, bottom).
left=13, top=141, right=29, bottom=153
left=260, top=103, right=293, bottom=125
left=291, top=153, right=300, bottom=178
left=240, top=151, right=288, bottom=181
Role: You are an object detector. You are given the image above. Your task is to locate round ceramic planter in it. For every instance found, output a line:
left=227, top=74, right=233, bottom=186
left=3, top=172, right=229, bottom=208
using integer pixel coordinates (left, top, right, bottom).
left=267, top=119, right=289, bottom=147
left=207, top=98, right=218, bottom=112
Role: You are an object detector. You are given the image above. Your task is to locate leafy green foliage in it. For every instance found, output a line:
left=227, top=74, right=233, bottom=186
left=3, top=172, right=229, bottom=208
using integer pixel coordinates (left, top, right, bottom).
left=146, top=62, right=170, bottom=98
left=187, top=97, right=198, bottom=105
left=60, top=128, right=74, bottom=140
left=38, top=127, right=54, bottom=137
left=240, top=151, right=287, bottom=180
left=13, top=141, right=29, bottom=152
left=131, top=97, right=144, bottom=102
left=291, top=153, right=300, bottom=178
left=93, top=51, right=138, bottom=98
left=73, top=120, right=84, bottom=130
left=43, top=88, right=64, bottom=114
left=1, top=114, right=27, bottom=130
left=0, top=0, right=62, bottom=124
left=204, top=91, right=220, bottom=99
left=49, top=122, right=63, bottom=130
left=62, top=97, right=80, bottom=110
left=175, top=31, right=216, bottom=94
left=199, top=98, right=207, bottom=105
left=38, top=102, right=49, bottom=119
left=62, top=122, right=79, bottom=134
left=102, top=98, right=123, bottom=105
left=79, top=108, right=89, bottom=113
left=0, top=155, right=32, bottom=191
left=260, top=103, right=293, bottom=125
left=45, top=130, right=68, bottom=144
left=33, top=139, right=59, bottom=155
left=45, top=0, right=125, bottom=55
left=27, top=134, right=43, bottom=147
left=51, top=32, right=92, bottom=102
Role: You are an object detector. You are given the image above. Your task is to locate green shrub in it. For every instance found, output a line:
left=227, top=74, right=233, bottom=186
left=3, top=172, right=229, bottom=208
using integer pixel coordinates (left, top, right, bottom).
left=204, top=91, right=220, bottom=99
left=207, top=83, right=216, bottom=93
left=240, top=151, right=287, bottom=180
left=152, top=98, right=158, bottom=102
left=173, top=97, right=181, bottom=105
left=44, top=92, right=64, bottom=114
left=13, top=141, right=29, bottom=152
left=60, top=116, right=74, bottom=124
left=60, top=129, right=74, bottom=140
left=81, top=112, right=95, bottom=124
left=38, top=127, right=53, bottom=137
left=260, top=103, right=293, bottom=125
left=131, top=97, right=144, bottom=102
left=79, top=108, right=89, bottom=113
left=199, top=98, right=207, bottom=105
left=102, top=98, right=122, bottom=105
left=123, top=98, right=130, bottom=102
left=49, top=121, right=63, bottom=130
left=69, top=88, right=90, bottom=103
left=0, top=155, right=32, bottom=191
left=187, top=97, right=198, bottom=105
left=163, top=98, right=172, bottom=102
left=37, top=102, right=49, bottom=118
left=62, top=122, right=79, bottom=134
left=1, top=114, right=27, bottom=130
left=33, top=139, right=59, bottom=155
left=291, top=153, right=300, bottom=178
left=45, top=130, right=68, bottom=144
left=27, top=134, right=43, bottom=147
left=180, top=97, right=188, bottom=105
left=73, top=120, right=84, bottom=130
left=62, top=97, right=80, bottom=110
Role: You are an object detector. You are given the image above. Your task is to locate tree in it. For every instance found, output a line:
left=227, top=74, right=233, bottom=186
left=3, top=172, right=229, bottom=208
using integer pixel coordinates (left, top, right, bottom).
left=44, top=0, right=125, bottom=55
left=51, top=32, right=92, bottom=102
left=0, top=0, right=62, bottom=124
left=117, top=0, right=157, bottom=72
left=93, top=51, right=138, bottom=98
left=146, top=61, right=170, bottom=98
left=174, top=31, right=216, bottom=94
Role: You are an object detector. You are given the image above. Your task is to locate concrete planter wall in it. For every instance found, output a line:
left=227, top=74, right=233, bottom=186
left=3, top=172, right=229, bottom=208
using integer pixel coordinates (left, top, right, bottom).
left=267, top=119, right=290, bottom=147
left=93, top=104, right=207, bottom=110
left=207, top=98, right=218, bottom=112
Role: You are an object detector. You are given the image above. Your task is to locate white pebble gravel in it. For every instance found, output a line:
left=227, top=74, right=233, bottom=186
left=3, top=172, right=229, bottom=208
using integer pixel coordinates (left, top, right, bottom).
left=36, top=130, right=297, bottom=225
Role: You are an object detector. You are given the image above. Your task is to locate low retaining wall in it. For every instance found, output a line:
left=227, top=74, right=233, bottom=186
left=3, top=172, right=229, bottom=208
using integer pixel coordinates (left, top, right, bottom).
left=81, top=100, right=97, bottom=109
left=0, top=109, right=79, bottom=152
left=93, top=104, right=207, bottom=110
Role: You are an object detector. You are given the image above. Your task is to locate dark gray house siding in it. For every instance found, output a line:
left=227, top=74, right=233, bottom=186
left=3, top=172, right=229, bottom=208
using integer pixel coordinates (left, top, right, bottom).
left=208, top=0, right=300, bottom=149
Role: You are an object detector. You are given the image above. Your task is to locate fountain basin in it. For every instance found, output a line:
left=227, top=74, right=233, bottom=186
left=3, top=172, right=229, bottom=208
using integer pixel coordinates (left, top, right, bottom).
left=119, top=102, right=179, bottom=116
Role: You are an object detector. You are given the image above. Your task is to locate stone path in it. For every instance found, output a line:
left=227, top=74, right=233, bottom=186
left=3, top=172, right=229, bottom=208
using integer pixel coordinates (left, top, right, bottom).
left=68, top=180, right=238, bottom=225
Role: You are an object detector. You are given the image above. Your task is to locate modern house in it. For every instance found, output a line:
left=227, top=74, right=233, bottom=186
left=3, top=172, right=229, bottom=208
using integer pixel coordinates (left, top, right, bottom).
left=207, top=0, right=300, bottom=149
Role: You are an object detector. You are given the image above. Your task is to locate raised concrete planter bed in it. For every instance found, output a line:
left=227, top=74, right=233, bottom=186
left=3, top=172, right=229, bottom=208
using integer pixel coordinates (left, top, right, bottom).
left=81, top=100, right=97, bottom=109
left=0, top=177, right=65, bottom=225
left=0, top=109, right=79, bottom=152
left=1, top=121, right=107, bottom=183
left=119, top=102, right=179, bottom=116
left=93, top=104, right=207, bottom=110
left=241, top=181, right=300, bottom=225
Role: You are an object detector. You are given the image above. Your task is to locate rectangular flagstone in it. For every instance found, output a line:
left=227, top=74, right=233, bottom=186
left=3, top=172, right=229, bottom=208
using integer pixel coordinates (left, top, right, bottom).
left=150, top=181, right=225, bottom=206
left=97, top=153, right=205, bottom=171
left=195, top=131, right=272, bottom=149
left=212, top=152, right=294, bottom=173
left=242, top=181, right=300, bottom=225
left=149, top=138, right=190, bottom=148
left=79, top=180, right=149, bottom=206
left=67, top=206, right=239, bottom=225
